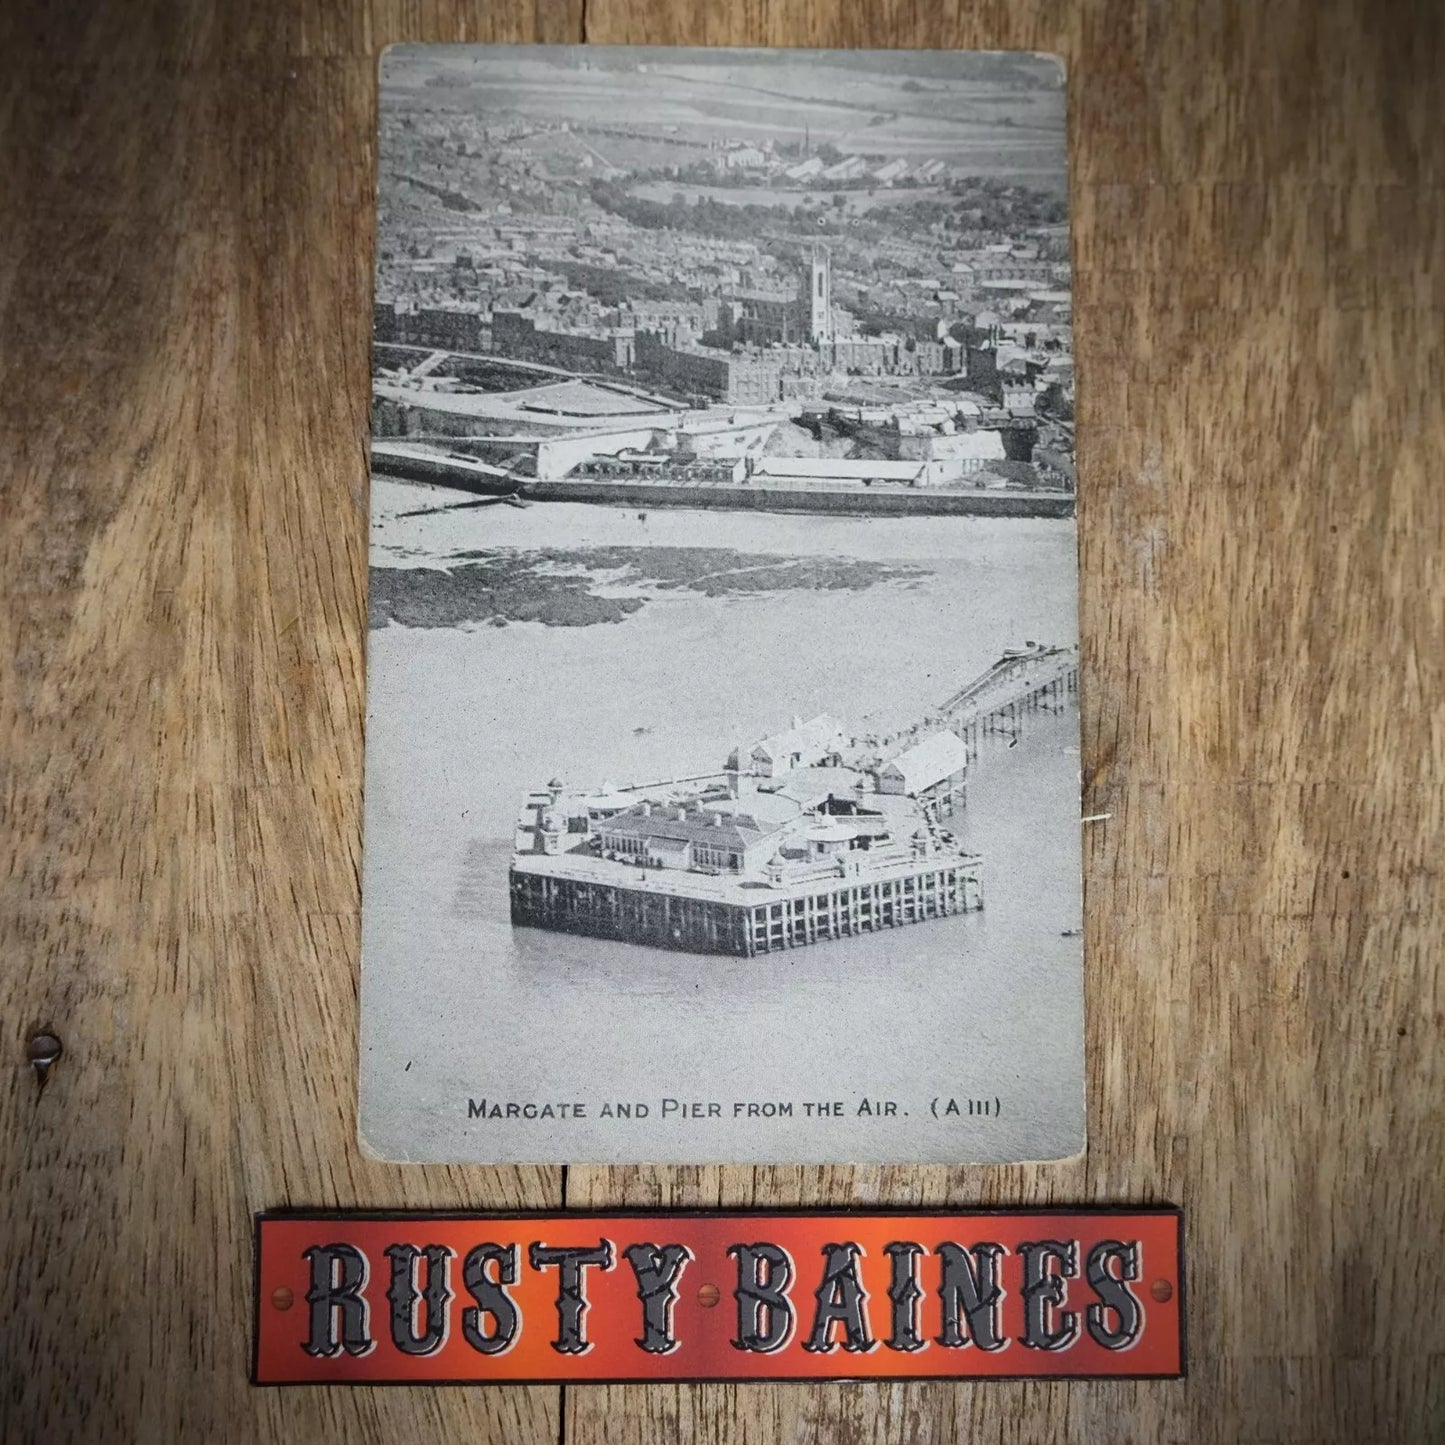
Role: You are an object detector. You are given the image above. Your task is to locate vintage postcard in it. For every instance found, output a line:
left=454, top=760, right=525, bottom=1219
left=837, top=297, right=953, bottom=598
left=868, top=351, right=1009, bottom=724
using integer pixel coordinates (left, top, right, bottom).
left=360, top=45, right=1083, bottom=1163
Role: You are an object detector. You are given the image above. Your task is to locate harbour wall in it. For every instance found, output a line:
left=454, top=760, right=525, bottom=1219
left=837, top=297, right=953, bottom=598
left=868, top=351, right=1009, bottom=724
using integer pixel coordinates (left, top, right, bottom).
left=369, top=449, right=516, bottom=491
left=522, top=479, right=1075, bottom=519
left=371, top=448, right=1075, bottom=517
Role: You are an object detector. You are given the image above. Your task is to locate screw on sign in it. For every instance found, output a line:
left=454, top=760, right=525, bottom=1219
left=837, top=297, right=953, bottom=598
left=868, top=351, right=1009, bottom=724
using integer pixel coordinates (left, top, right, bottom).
left=254, top=1211, right=1186, bottom=1382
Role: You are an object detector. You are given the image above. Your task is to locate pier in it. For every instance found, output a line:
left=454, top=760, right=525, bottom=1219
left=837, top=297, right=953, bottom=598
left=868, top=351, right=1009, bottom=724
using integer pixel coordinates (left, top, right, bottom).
left=860, top=644, right=1079, bottom=763
left=935, top=644, right=1079, bottom=752
left=507, top=644, right=1074, bottom=958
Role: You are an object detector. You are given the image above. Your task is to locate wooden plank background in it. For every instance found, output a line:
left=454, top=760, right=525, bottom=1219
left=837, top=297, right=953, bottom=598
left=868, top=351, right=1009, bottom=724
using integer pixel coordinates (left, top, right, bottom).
left=2, top=0, right=1441, bottom=1440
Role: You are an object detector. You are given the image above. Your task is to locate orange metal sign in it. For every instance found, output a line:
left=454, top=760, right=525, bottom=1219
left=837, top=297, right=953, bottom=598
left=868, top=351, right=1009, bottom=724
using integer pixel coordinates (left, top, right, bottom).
left=254, top=1210, right=1183, bottom=1384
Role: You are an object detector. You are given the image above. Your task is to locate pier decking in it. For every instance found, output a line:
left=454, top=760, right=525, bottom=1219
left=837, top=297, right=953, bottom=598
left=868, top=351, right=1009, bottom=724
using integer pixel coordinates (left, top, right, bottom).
left=936, top=644, right=1079, bottom=750
left=855, top=644, right=1079, bottom=763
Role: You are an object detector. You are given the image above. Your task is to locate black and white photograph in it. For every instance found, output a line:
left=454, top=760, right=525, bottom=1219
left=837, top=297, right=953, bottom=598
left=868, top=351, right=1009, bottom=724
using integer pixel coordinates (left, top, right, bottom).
left=360, top=44, right=1084, bottom=1164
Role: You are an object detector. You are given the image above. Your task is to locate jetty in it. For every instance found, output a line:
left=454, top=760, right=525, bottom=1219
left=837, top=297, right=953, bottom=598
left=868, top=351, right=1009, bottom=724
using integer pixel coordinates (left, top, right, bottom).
left=508, top=646, right=1077, bottom=957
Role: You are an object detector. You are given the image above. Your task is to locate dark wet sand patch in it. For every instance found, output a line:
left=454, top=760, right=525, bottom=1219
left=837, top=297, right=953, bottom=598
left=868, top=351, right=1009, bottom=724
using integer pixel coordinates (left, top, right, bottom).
left=370, top=546, right=929, bottom=629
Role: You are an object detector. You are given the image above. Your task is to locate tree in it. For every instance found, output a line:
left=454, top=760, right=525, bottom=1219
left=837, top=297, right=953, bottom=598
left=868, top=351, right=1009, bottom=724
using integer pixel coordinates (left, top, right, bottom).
left=1036, top=382, right=1074, bottom=422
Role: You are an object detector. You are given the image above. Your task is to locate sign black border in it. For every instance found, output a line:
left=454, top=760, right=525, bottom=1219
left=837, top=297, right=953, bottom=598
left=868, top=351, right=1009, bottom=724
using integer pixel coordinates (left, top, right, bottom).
left=252, top=1205, right=1186, bottom=1386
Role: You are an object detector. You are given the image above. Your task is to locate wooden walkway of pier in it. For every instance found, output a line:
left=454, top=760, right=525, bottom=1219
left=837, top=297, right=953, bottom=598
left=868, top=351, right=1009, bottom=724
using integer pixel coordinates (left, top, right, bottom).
left=866, top=646, right=1080, bottom=760
left=935, top=646, right=1080, bottom=748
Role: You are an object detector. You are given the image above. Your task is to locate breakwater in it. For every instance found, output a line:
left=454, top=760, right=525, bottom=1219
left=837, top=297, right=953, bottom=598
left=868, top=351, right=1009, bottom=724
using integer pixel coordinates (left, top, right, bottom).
left=370, top=449, right=1074, bottom=517
left=522, top=479, right=1075, bottom=519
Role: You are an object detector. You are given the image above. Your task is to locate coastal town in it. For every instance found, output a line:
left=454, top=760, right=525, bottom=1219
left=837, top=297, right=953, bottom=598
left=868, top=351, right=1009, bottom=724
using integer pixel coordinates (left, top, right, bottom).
left=371, top=50, right=1076, bottom=515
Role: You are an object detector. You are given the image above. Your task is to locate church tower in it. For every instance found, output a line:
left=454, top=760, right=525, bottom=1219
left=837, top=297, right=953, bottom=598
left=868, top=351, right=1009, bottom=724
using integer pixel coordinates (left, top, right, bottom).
left=806, top=244, right=833, bottom=343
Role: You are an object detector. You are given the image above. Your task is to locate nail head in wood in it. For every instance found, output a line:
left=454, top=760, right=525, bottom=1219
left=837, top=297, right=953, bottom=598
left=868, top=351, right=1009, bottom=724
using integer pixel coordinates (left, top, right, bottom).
left=27, top=1032, right=62, bottom=1088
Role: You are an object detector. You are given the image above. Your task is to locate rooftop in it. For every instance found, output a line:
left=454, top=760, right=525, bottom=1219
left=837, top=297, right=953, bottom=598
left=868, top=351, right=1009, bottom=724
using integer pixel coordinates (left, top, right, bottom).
left=601, top=806, right=779, bottom=851
left=882, top=731, right=970, bottom=793
left=745, top=713, right=846, bottom=767
left=516, top=380, right=678, bottom=418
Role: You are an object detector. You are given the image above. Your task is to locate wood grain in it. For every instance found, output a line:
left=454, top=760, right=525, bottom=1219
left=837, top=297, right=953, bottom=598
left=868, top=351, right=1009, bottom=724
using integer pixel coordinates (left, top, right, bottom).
left=2, top=0, right=1441, bottom=1441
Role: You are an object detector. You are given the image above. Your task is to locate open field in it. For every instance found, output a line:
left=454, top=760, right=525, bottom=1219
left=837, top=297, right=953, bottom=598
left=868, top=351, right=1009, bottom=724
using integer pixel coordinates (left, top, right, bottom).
left=628, top=179, right=959, bottom=211
left=387, top=51, right=1065, bottom=189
